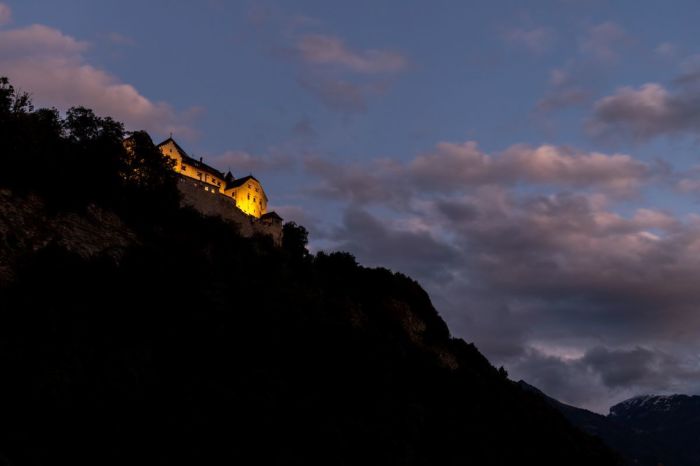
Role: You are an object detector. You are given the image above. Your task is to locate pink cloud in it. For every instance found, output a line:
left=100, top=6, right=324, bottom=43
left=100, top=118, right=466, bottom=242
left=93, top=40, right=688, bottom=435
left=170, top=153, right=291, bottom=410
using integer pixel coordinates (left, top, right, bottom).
left=0, top=24, right=198, bottom=138
left=305, top=140, right=653, bottom=206
left=296, top=34, right=408, bottom=73
left=408, top=141, right=650, bottom=194
left=0, top=3, right=10, bottom=26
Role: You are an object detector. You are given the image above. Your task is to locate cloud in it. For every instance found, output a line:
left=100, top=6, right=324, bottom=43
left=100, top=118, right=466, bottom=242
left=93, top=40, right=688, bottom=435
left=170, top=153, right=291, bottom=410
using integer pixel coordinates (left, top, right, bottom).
left=211, top=150, right=294, bottom=174
left=0, top=24, right=198, bottom=138
left=305, top=141, right=652, bottom=202
left=303, top=136, right=700, bottom=411
left=503, top=26, right=555, bottom=54
left=291, top=34, right=404, bottom=114
left=579, top=21, right=630, bottom=62
left=298, top=75, right=369, bottom=114
left=535, top=23, right=631, bottom=115
left=0, top=3, right=10, bottom=26
left=328, top=207, right=462, bottom=281
left=654, top=42, right=677, bottom=59
left=510, top=345, right=700, bottom=412
left=304, top=156, right=402, bottom=204
left=412, top=142, right=649, bottom=194
left=587, top=82, right=700, bottom=141
left=296, top=34, right=408, bottom=73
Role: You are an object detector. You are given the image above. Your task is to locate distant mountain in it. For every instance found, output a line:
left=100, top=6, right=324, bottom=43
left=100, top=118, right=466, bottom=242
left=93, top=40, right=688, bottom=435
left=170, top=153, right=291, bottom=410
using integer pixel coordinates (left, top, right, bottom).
left=610, top=395, right=700, bottom=465
left=520, top=381, right=700, bottom=465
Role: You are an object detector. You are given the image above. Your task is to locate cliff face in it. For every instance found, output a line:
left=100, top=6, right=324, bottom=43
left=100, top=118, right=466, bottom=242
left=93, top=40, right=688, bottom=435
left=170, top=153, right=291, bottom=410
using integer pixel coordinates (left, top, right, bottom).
left=0, top=189, right=618, bottom=466
left=0, top=189, right=136, bottom=282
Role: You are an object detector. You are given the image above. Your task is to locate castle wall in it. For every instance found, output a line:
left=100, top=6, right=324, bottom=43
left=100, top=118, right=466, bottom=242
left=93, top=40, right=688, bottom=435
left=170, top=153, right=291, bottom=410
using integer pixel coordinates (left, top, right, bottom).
left=177, top=178, right=282, bottom=245
left=225, top=178, right=267, bottom=218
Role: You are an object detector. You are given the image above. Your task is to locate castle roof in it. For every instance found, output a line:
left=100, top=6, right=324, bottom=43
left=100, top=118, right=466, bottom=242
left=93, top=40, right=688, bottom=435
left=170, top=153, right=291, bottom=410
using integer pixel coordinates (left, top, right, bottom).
left=226, top=175, right=268, bottom=202
left=158, top=137, right=226, bottom=181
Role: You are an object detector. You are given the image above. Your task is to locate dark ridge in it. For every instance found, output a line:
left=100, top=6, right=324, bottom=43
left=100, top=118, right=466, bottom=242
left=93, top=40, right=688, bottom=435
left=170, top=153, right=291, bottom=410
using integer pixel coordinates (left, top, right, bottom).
left=0, top=77, right=619, bottom=465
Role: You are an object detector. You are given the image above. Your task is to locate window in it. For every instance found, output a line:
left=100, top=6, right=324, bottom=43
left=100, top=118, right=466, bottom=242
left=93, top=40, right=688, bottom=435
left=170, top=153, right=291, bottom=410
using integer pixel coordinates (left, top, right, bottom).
left=247, top=193, right=250, bottom=200
left=182, top=165, right=187, bottom=171
left=253, top=197, right=256, bottom=202
left=248, top=184, right=252, bottom=189
left=197, top=172, right=202, bottom=179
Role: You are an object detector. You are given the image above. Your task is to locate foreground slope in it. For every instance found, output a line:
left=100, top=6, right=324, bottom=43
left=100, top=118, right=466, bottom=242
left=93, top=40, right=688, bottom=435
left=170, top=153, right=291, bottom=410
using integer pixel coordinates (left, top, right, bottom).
left=0, top=190, right=618, bottom=465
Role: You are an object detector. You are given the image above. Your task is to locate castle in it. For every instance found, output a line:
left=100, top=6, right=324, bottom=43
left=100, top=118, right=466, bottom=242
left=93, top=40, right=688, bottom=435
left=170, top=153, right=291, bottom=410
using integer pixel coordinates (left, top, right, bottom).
left=156, top=137, right=283, bottom=243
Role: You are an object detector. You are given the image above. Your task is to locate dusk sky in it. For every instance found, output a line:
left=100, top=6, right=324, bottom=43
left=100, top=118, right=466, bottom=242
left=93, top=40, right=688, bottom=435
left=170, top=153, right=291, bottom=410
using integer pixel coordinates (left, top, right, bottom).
left=6, top=0, right=700, bottom=413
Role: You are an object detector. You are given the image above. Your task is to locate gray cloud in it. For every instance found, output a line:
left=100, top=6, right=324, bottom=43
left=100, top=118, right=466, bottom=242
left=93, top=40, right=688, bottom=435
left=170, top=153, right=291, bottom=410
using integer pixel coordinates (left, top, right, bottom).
left=587, top=82, right=700, bottom=141
left=509, top=345, right=700, bottom=412
left=297, top=75, right=370, bottom=114
left=327, top=207, right=462, bottom=282
left=304, top=143, right=700, bottom=411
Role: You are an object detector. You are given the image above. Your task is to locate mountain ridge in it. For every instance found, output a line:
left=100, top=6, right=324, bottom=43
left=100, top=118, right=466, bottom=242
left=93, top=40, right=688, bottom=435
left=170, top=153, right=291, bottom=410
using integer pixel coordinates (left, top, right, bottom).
left=520, top=381, right=700, bottom=465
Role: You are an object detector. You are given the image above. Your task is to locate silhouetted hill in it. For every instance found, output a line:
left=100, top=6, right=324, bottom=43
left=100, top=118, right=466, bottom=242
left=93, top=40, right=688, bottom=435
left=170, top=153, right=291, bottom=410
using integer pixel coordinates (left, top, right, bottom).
left=521, top=381, right=700, bottom=465
left=0, top=77, right=618, bottom=465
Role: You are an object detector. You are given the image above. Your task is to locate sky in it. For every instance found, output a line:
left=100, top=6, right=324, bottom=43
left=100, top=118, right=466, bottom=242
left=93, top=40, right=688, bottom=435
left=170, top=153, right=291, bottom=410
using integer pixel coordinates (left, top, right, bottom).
left=4, top=0, right=700, bottom=413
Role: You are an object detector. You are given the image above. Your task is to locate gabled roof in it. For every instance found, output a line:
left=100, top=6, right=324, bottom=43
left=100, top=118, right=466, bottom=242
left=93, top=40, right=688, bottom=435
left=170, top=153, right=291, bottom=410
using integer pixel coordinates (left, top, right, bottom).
left=158, top=137, right=226, bottom=180
left=225, top=175, right=268, bottom=201
left=225, top=174, right=261, bottom=189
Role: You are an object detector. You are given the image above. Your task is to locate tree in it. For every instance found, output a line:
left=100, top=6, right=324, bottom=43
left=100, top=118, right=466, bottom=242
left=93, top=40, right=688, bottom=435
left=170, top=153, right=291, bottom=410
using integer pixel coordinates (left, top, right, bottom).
left=282, top=221, right=309, bottom=259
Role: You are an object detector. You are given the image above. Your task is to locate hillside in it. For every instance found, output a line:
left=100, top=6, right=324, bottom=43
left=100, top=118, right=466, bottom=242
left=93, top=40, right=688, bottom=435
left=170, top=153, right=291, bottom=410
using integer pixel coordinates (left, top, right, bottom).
left=0, top=78, right=619, bottom=465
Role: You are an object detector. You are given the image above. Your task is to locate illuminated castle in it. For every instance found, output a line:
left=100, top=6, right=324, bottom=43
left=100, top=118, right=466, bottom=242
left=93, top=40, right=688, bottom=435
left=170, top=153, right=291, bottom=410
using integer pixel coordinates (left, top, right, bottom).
left=157, top=137, right=283, bottom=242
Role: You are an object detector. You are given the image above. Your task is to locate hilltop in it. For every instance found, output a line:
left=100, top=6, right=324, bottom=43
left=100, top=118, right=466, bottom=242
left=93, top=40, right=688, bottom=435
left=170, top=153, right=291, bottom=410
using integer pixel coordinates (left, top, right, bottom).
left=0, top=78, right=618, bottom=465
